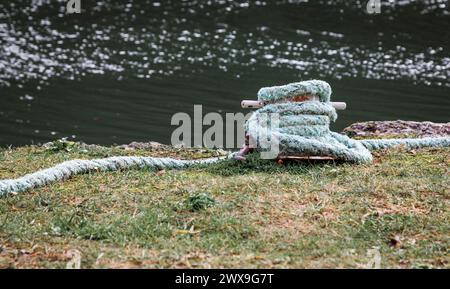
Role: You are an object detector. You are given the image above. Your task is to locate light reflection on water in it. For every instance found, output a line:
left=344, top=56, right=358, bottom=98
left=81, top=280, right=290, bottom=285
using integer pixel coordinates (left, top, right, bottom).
left=0, top=0, right=449, bottom=146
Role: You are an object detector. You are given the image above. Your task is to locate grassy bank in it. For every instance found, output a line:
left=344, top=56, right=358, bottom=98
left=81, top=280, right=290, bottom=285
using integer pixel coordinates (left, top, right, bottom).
left=0, top=142, right=448, bottom=268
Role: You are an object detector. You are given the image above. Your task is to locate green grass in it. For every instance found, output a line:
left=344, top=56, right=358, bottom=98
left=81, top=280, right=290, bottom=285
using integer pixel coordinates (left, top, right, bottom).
left=0, top=143, right=448, bottom=268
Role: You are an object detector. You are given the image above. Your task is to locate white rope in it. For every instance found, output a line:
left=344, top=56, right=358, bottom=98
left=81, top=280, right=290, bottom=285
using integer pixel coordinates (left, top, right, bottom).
left=1, top=79, right=449, bottom=196
left=0, top=155, right=228, bottom=197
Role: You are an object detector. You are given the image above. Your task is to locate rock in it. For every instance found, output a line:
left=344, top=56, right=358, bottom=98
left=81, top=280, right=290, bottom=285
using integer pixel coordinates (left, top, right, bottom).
left=342, top=120, right=450, bottom=138
left=117, top=141, right=169, bottom=150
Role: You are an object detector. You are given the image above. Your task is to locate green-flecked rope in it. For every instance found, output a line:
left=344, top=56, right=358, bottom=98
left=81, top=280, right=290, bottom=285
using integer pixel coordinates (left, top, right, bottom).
left=245, top=101, right=450, bottom=164
left=0, top=79, right=449, bottom=197
left=0, top=155, right=229, bottom=197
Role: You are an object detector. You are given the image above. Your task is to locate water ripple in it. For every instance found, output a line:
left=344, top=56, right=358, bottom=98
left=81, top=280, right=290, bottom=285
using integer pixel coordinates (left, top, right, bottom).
left=0, top=0, right=449, bottom=88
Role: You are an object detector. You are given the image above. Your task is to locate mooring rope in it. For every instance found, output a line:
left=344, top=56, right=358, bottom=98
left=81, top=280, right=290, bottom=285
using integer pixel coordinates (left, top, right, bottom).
left=246, top=101, right=450, bottom=164
left=0, top=156, right=228, bottom=197
left=0, top=80, right=449, bottom=197
left=359, top=137, right=450, bottom=150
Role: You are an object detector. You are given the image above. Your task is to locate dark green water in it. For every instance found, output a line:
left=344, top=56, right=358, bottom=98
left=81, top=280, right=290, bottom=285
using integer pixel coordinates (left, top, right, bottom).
left=1, top=0, right=449, bottom=147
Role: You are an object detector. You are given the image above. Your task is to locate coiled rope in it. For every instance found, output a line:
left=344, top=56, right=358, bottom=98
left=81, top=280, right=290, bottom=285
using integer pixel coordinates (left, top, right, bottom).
left=246, top=101, right=450, bottom=164
left=1, top=80, right=449, bottom=196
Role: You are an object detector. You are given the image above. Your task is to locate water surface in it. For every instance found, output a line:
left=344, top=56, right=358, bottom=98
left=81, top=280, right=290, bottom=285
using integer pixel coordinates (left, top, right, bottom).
left=0, top=0, right=449, bottom=147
